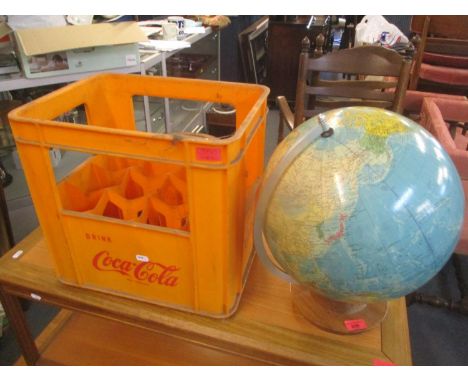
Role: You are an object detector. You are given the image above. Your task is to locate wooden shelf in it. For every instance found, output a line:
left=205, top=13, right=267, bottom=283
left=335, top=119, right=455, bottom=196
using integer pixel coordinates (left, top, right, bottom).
left=16, top=310, right=267, bottom=366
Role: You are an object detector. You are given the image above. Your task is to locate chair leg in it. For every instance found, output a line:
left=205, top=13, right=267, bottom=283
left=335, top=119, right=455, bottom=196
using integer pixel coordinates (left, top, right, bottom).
left=448, top=121, right=458, bottom=140
left=277, top=116, right=285, bottom=145
left=453, top=254, right=468, bottom=314
left=406, top=291, right=461, bottom=312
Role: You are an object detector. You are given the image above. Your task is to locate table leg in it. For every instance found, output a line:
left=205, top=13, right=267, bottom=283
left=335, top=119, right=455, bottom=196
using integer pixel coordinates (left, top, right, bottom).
left=0, top=286, right=39, bottom=365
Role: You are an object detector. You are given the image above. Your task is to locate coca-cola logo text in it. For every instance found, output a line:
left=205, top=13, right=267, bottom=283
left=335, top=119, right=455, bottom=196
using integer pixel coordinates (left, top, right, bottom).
left=92, top=251, right=179, bottom=287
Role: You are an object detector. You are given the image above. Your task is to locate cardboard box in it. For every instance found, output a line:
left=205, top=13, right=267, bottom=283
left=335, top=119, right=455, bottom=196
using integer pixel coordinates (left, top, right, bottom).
left=14, top=22, right=148, bottom=78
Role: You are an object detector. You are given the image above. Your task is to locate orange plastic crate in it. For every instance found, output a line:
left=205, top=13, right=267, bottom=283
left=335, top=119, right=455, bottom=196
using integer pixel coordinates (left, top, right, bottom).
left=9, top=73, right=269, bottom=317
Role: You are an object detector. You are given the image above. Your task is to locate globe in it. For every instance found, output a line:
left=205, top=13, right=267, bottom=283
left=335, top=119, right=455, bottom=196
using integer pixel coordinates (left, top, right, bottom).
left=255, top=107, right=465, bottom=307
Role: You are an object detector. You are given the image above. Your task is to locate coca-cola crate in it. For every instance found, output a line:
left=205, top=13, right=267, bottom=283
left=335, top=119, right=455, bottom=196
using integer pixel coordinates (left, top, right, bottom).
left=8, top=73, right=269, bottom=317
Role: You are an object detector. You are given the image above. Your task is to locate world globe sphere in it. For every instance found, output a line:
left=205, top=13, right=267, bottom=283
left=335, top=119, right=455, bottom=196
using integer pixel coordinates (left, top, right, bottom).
left=255, top=107, right=465, bottom=304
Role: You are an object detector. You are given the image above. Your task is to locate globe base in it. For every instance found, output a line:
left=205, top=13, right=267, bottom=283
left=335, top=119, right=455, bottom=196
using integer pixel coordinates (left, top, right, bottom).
left=291, top=284, right=388, bottom=335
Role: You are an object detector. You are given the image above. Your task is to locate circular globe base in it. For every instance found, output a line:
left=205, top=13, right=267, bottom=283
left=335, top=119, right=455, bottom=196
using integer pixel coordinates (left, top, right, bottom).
left=291, top=284, right=388, bottom=335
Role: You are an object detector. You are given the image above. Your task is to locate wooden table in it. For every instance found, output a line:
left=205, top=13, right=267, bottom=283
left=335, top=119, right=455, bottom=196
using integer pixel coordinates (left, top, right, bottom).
left=0, top=229, right=412, bottom=366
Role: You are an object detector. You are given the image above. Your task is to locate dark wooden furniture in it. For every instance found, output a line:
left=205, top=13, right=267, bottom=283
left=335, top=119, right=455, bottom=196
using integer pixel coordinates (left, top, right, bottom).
left=266, top=16, right=329, bottom=103
left=340, top=16, right=362, bottom=49
left=238, top=16, right=269, bottom=84
left=277, top=36, right=412, bottom=143
left=0, top=228, right=412, bottom=365
left=409, top=16, right=468, bottom=95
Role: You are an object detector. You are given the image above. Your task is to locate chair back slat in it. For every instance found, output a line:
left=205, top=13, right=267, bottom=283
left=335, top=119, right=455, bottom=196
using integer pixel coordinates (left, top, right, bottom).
left=305, top=85, right=396, bottom=102
left=424, top=37, right=468, bottom=57
left=316, top=79, right=398, bottom=89
left=306, top=46, right=404, bottom=77
left=313, top=99, right=393, bottom=110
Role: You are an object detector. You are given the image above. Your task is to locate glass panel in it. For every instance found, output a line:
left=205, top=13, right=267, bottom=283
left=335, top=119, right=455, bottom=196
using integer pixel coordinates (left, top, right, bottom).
left=133, top=96, right=166, bottom=133
left=167, top=99, right=207, bottom=134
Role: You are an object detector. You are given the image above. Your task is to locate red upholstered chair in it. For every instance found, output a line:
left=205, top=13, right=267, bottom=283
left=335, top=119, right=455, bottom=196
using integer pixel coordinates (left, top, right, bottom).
left=409, top=16, right=468, bottom=96
left=384, top=86, right=467, bottom=122
left=420, top=98, right=468, bottom=185
left=407, top=97, right=468, bottom=314
left=403, top=90, right=467, bottom=118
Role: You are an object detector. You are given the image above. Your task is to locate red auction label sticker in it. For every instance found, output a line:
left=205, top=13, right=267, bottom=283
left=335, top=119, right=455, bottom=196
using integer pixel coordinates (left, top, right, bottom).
left=195, top=147, right=222, bottom=161
left=373, top=359, right=396, bottom=366
left=344, top=319, right=368, bottom=331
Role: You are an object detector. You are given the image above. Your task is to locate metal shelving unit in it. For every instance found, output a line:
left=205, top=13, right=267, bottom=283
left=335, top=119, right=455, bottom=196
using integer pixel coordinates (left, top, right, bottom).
left=0, top=28, right=214, bottom=92
left=0, top=28, right=218, bottom=133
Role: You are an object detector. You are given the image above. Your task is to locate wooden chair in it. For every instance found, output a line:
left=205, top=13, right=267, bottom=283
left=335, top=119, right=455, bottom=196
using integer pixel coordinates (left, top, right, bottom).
left=409, top=16, right=468, bottom=95
left=277, top=35, right=412, bottom=143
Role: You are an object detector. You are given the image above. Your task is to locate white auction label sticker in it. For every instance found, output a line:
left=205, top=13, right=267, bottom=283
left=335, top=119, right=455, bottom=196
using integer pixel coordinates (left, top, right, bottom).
left=12, top=250, right=24, bottom=259
left=125, top=54, right=137, bottom=66
left=136, top=254, right=149, bottom=262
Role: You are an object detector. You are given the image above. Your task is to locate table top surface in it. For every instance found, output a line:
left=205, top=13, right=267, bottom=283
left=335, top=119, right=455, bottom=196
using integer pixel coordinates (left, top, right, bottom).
left=0, top=228, right=412, bottom=365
